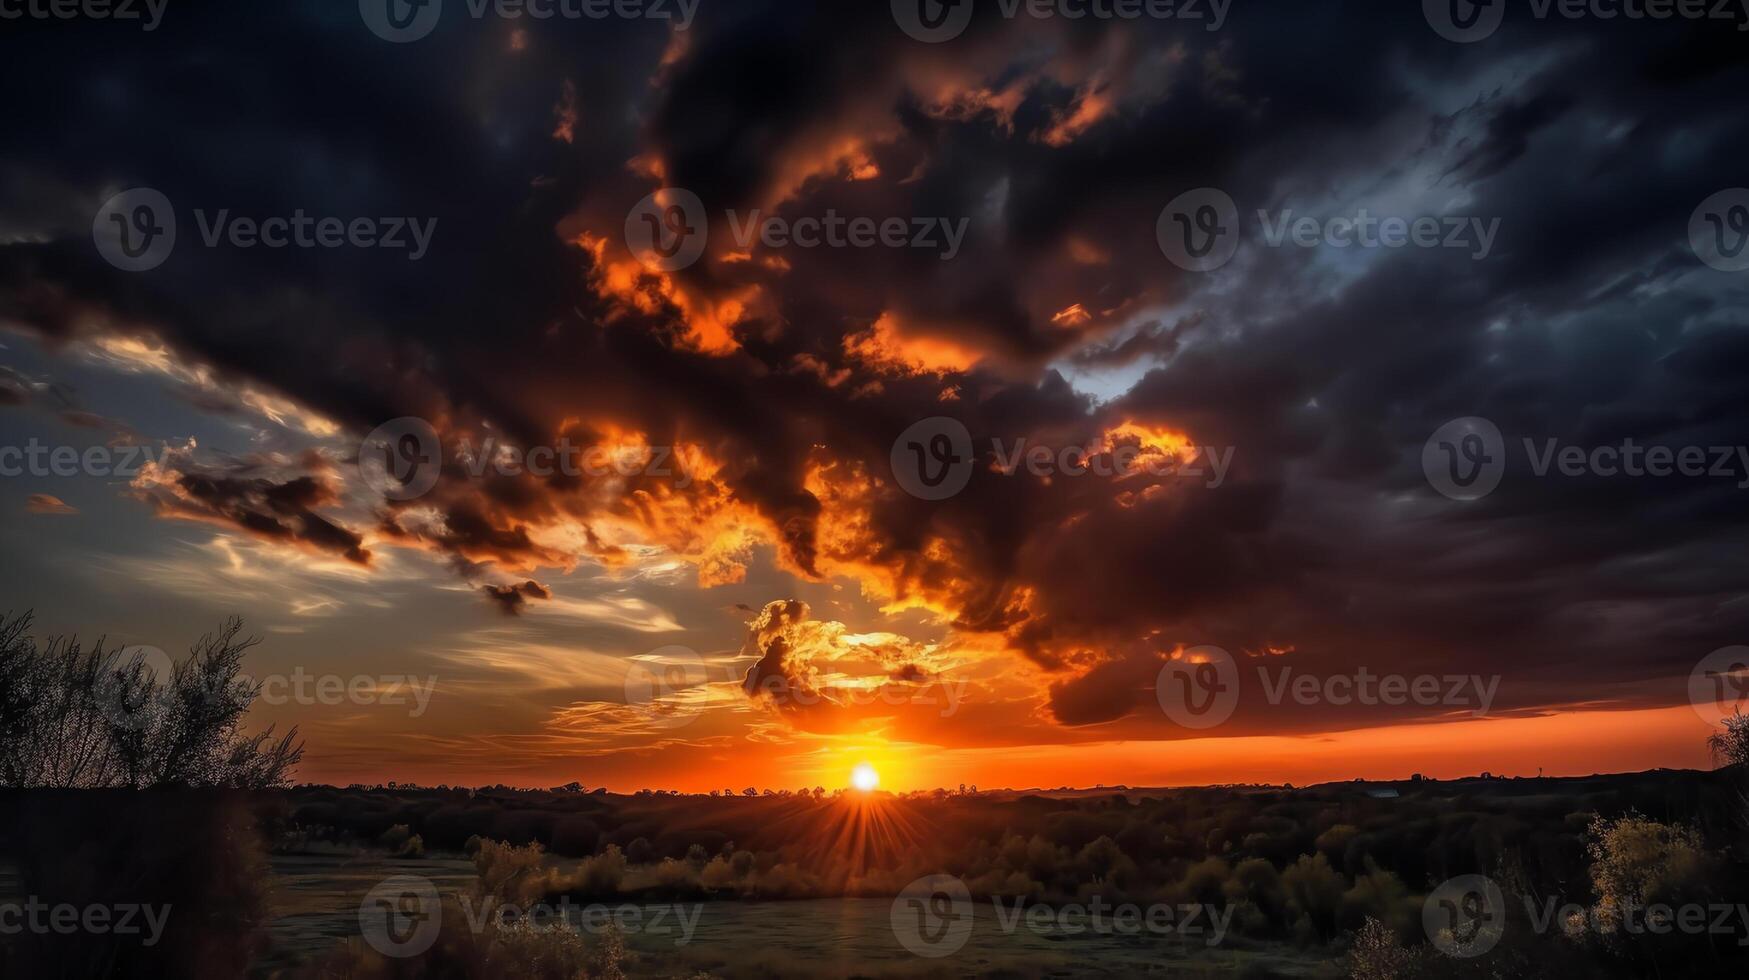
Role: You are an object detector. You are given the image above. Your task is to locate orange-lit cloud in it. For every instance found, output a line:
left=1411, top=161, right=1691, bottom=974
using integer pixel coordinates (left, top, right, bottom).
left=25, top=493, right=76, bottom=515
left=843, top=312, right=983, bottom=376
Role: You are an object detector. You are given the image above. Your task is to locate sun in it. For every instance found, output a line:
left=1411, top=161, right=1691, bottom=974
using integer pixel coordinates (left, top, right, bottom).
left=850, top=763, right=880, bottom=792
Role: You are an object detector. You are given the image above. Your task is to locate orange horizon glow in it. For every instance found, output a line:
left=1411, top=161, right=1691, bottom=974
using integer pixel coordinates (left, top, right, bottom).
left=290, top=703, right=1720, bottom=795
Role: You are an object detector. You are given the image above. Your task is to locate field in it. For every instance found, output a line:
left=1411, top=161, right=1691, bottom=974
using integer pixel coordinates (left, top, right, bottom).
left=7, top=768, right=1744, bottom=977
left=258, top=852, right=1337, bottom=978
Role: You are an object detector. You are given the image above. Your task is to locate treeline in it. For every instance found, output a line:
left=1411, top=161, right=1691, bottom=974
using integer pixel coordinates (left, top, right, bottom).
left=267, top=764, right=1749, bottom=976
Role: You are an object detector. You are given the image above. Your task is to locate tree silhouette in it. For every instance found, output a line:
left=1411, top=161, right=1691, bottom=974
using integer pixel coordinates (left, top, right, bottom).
left=0, top=611, right=301, bottom=789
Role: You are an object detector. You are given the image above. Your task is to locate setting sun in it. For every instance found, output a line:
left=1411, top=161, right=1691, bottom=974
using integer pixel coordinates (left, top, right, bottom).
left=850, top=763, right=879, bottom=792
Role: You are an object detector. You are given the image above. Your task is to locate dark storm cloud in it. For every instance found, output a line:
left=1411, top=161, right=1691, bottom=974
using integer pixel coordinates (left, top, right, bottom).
left=483, top=579, right=554, bottom=615
left=2, top=1, right=1747, bottom=737
left=133, top=452, right=371, bottom=565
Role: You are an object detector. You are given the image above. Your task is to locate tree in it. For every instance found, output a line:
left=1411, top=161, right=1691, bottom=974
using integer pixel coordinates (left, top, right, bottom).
left=1709, top=711, right=1749, bottom=826
left=1347, top=916, right=1415, bottom=980
left=1585, top=811, right=1722, bottom=975
left=0, top=611, right=302, bottom=789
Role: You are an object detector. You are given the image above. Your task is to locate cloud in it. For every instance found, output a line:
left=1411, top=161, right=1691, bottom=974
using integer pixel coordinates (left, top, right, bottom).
left=129, top=445, right=370, bottom=565
left=482, top=579, right=554, bottom=615
left=1, top=1, right=1746, bottom=745
left=24, top=493, right=76, bottom=515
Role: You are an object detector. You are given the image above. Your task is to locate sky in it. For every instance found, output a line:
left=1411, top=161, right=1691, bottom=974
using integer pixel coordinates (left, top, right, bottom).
left=1, top=0, right=1746, bottom=792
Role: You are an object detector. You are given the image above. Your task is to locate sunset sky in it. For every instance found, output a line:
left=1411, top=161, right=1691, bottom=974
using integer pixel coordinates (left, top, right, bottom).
left=2, top=2, right=1745, bottom=792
